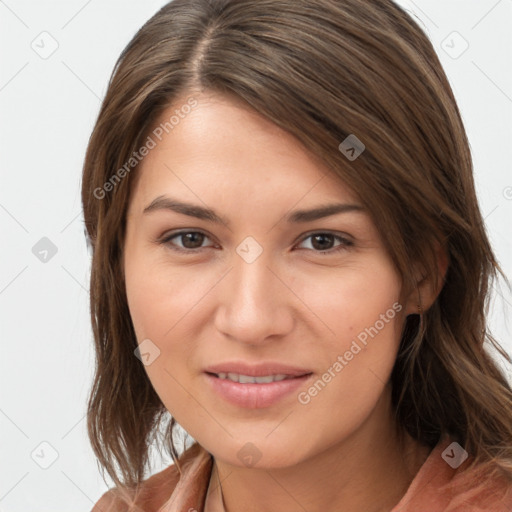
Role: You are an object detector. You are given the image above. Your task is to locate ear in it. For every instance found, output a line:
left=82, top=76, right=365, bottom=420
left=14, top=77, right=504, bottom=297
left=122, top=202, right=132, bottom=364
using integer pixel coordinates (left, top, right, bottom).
left=403, top=240, right=449, bottom=316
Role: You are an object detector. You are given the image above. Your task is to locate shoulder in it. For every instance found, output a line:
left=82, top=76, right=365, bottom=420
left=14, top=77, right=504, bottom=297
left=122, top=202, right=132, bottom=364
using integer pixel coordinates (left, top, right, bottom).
left=91, top=443, right=208, bottom=512
left=446, top=462, right=512, bottom=511
left=91, top=489, right=127, bottom=512
left=395, top=438, right=512, bottom=512
left=90, top=464, right=180, bottom=512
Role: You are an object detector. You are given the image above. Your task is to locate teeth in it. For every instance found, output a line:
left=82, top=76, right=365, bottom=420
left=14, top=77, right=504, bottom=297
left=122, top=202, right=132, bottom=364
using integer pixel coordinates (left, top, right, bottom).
left=216, top=372, right=290, bottom=383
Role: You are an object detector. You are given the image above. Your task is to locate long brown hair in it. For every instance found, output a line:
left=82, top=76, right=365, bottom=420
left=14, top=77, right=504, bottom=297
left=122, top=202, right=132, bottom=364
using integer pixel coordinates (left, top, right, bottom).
left=82, top=0, right=512, bottom=499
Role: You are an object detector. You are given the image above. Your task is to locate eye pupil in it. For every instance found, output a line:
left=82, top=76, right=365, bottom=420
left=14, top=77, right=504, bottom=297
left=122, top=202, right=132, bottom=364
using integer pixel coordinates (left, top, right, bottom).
left=312, top=234, right=334, bottom=250
left=182, top=232, right=204, bottom=249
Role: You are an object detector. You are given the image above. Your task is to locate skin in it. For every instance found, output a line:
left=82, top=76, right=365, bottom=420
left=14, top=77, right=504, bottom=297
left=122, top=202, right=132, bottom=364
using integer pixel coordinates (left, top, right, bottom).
left=123, top=91, right=446, bottom=512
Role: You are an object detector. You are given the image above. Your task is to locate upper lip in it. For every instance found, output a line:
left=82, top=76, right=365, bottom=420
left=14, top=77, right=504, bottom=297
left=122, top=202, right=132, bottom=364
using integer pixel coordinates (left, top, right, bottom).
left=204, top=361, right=312, bottom=377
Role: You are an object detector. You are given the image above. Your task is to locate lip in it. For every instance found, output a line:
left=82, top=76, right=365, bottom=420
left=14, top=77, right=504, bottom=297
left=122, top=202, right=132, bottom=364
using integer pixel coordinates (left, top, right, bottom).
left=203, top=361, right=313, bottom=409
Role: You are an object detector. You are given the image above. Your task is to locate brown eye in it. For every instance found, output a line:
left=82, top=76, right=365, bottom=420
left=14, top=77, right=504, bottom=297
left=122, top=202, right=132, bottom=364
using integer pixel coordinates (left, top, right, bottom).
left=179, top=232, right=206, bottom=249
left=161, top=231, right=213, bottom=252
left=311, top=234, right=335, bottom=251
left=296, top=232, right=353, bottom=254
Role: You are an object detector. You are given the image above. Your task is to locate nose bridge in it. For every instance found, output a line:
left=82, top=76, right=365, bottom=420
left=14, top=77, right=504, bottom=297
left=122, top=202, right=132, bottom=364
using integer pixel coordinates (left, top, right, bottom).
left=214, top=243, right=292, bottom=342
left=230, top=244, right=278, bottom=314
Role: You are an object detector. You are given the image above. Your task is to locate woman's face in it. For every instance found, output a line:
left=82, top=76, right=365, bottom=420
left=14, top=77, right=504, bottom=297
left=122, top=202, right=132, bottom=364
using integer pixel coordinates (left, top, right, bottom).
left=124, top=91, right=416, bottom=468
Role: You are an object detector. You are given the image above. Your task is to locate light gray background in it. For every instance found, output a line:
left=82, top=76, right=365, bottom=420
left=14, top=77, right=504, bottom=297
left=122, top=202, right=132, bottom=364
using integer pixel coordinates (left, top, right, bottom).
left=1, top=1, right=511, bottom=510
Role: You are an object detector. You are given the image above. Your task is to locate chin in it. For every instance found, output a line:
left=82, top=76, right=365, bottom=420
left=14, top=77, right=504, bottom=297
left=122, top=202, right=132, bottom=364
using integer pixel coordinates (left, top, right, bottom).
left=207, top=435, right=310, bottom=470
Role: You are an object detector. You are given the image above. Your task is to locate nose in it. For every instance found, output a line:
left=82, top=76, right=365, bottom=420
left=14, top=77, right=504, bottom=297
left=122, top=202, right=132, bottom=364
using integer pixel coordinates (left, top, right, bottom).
left=214, top=250, right=294, bottom=346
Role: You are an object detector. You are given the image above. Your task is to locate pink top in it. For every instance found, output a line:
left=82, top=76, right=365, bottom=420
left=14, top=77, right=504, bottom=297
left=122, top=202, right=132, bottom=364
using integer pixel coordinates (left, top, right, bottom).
left=92, top=437, right=512, bottom=512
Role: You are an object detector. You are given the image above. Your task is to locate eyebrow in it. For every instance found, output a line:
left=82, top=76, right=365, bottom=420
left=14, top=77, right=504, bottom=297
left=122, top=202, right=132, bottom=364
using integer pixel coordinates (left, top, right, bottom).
left=143, top=195, right=366, bottom=226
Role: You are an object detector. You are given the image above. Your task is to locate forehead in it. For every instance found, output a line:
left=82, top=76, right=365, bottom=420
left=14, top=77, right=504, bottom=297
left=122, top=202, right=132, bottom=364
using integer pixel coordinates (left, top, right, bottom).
left=130, top=92, right=361, bottom=212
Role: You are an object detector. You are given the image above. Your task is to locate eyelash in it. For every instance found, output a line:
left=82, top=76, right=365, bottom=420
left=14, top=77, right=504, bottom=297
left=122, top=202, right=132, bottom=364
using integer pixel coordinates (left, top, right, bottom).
left=158, top=230, right=354, bottom=255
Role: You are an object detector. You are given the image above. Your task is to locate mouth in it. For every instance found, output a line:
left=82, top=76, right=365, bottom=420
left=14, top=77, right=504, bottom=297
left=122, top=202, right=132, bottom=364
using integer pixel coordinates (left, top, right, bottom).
left=204, top=371, right=314, bottom=409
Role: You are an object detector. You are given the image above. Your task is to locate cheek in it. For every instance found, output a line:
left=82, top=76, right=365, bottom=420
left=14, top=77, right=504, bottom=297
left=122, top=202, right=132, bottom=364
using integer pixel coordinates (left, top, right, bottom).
left=294, top=312, right=403, bottom=448
left=125, top=244, right=201, bottom=341
left=124, top=248, right=220, bottom=387
left=294, top=259, right=403, bottom=345
left=124, top=252, right=204, bottom=416
left=293, top=260, right=404, bottom=400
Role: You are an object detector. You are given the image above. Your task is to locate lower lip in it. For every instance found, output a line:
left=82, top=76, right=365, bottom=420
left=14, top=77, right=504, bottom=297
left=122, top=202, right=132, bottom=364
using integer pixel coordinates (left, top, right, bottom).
left=204, top=372, right=313, bottom=409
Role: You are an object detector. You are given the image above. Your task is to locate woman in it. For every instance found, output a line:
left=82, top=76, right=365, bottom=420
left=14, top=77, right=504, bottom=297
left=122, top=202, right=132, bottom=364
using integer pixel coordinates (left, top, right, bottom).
left=83, top=1, right=512, bottom=510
